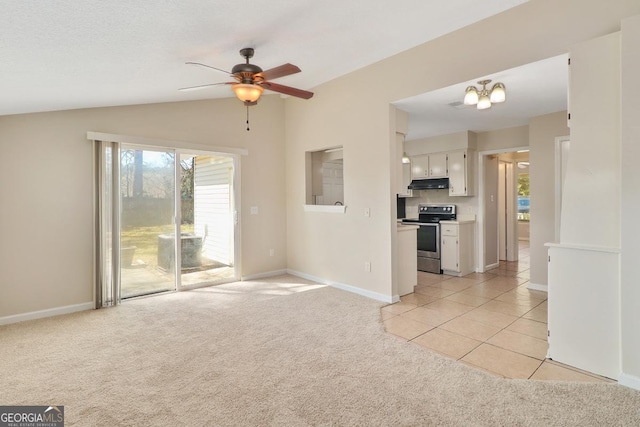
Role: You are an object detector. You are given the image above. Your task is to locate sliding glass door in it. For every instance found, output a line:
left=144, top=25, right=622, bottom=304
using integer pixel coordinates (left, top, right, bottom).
left=178, top=153, right=236, bottom=288
left=119, top=147, right=176, bottom=298
left=95, top=140, right=239, bottom=306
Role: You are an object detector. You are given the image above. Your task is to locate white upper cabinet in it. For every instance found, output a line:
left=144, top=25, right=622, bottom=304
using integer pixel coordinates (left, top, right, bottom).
left=411, top=153, right=448, bottom=179
left=428, top=153, right=448, bottom=177
left=411, top=155, right=429, bottom=178
left=448, top=150, right=473, bottom=197
left=408, top=149, right=474, bottom=196
left=398, top=161, right=414, bottom=197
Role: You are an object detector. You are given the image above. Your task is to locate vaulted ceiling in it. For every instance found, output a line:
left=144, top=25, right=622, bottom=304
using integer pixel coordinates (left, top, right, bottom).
left=3, top=0, right=568, bottom=140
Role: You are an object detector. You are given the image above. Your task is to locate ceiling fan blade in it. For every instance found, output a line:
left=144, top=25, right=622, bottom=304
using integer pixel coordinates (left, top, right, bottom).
left=178, top=82, right=230, bottom=91
left=185, top=62, right=231, bottom=75
left=262, top=82, right=314, bottom=99
left=259, top=63, right=301, bottom=81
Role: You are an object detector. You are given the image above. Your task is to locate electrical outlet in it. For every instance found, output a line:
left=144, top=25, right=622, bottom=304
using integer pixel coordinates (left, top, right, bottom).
left=250, top=206, right=259, bottom=215
left=364, top=261, right=371, bottom=272
left=269, top=249, right=275, bottom=257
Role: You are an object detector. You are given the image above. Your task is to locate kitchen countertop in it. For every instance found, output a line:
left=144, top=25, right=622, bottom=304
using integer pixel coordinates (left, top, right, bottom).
left=440, top=219, right=475, bottom=225
left=397, top=217, right=476, bottom=225
left=397, top=223, right=419, bottom=231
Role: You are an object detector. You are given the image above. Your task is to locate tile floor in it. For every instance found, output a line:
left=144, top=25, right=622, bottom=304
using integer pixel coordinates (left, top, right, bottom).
left=381, top=242, right=613, bottom=383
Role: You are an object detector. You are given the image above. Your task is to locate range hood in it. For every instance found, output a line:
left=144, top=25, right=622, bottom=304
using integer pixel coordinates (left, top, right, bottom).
left=408, top=177, right=449, bottom=190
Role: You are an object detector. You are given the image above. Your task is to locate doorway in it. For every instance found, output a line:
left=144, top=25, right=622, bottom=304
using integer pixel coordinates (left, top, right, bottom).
left=498, top=157, right=521, bottom=262
left=95, top=140, right=240, bottom=306
left=478, top=148, right=529, bottom=272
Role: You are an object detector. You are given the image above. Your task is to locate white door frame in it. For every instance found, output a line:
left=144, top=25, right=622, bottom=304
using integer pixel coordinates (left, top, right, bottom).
left=476, top=146, right=528, bottom=272
left=554, top=135, right=570, bottom=242
left=176, top=149, right=242, bottom=291
left=89, top=131, right=246, bottom=305
left=499, top=159, right=518, bottom=262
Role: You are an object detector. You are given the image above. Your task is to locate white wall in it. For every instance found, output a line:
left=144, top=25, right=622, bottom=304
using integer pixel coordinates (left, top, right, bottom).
left=620, top=14, right=640, bottom=387
left=285, top=0, right=639, bottom=301
left=484, top=155, right=500, bottom=267
left=476, top=126, right=528, bottom=152
left=529, top=111, right=569, bottom=288
left=405, top=131, right=471, bottom=155
left=547, top=30, right=623, bottom=380
left=0, top=96, right=288, bottom=319
left=561, top=34, right=621, bottom=248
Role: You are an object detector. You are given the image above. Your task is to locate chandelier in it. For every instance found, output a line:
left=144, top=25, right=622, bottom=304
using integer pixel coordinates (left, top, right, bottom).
left=463, top=79, right=506, bottom=110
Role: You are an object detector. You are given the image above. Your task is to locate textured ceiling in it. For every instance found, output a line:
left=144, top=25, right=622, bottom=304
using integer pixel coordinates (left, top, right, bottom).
left=1, top=0, right=528, bottom=116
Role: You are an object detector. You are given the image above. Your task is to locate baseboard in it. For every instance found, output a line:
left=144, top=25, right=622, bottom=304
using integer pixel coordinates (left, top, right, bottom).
left=485, top=262, right=500, bottom=271
left=619, top=373, right=640, bottom=391
left=0, top=302, right=94, bottom=326
left=287, top=270, right=394, bottom=304
left=241, top=269, right=288, bottom=281
left=527, top=282, right=548, bottom=293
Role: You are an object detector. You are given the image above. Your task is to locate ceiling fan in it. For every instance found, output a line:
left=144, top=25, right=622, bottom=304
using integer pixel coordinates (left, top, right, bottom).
left=179, top=47, right=314, bottom=106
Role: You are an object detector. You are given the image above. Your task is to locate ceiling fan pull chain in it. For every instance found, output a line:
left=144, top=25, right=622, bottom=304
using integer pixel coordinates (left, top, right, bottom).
left=246, top=106, right=250, bottom=131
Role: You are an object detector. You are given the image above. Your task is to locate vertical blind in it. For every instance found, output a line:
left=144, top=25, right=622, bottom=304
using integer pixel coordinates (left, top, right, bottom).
left=94, top=140, right=120, bottom=307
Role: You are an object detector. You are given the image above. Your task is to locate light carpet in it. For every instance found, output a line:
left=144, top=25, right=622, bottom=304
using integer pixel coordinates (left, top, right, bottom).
left=1, top=275, right=639, bottom=426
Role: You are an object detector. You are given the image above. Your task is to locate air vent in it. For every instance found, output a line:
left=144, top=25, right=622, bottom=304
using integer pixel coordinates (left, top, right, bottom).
left=448, top=101, right=466, bottom=109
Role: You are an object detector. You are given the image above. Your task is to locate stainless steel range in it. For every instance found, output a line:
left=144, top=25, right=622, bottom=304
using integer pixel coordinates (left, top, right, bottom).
left=402, top=204, right=456, bottom=274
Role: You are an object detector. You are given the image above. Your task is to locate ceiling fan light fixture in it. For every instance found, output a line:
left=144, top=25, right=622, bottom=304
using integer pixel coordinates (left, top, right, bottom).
left=232, top=83, right=264, bottom=103
left=490, top=82, right=506, bottom=103
left=463, top=86, right=479, bottom=105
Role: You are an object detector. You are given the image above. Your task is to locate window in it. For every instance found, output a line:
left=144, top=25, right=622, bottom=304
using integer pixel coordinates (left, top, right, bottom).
left=517, top=173, right=530, bottom=221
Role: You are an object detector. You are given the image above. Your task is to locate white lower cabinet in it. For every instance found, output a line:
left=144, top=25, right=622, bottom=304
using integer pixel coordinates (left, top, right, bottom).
left=441, top=233, right=459, bottom=272
left=440, top=222, right=475, bottom=276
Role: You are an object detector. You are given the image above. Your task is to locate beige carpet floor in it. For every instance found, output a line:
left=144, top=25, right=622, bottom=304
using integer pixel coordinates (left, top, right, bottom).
left=1, top=275, right=639, bottom=426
